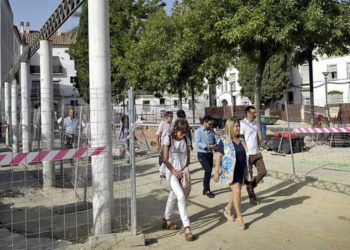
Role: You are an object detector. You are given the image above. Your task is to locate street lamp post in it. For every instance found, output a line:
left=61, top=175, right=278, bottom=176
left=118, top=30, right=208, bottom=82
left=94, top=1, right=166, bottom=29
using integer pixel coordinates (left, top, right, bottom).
left=230, top=81, right=236, bottom=116
left=322, top=72, right=330, bottom=127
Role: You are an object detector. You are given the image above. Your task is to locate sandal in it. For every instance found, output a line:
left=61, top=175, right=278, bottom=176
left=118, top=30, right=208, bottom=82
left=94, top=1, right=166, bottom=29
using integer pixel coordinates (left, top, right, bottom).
left=236, top=217, right=246, bottom=230
left=223, top=207, right=235, bottom=222
left=162, top=218, right=177, bottom=230
left=184, top=226, right=194, bottom=241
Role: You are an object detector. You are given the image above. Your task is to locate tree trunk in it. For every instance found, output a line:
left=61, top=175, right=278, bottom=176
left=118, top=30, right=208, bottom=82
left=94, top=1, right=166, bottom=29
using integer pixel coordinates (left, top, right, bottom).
left=208, top=77, right=217, bottom=107
left=308, top=50, right=315, bottom=128
left=255, top=48, right=265, bottom=137
left=178, top=84, right=183, bottom=110
left=191, top=84, right=195, bottom=124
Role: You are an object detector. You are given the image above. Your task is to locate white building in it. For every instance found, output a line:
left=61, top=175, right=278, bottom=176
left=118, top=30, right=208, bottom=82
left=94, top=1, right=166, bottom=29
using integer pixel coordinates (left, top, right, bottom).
left=216, top=65, right=251, bottom=107
left=296, top=54, right=350, bottom=107
left=0, top=0, right=14, bottom=127
left=19, top=25, right=85, bottom=115
left=120, top=91, right=209, bottom=124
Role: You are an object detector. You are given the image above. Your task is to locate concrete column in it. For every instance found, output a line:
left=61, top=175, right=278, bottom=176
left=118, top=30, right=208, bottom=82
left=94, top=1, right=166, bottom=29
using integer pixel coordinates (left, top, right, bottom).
left=20, top=62, right=31, bottom=153
left=4, top=81, right=11, bottom=146
left=0, top=83, right=4, bottom=142
left=88, top=0, right=114, bottom=235
left=11, top=79, right=18, bottom=153
left=40, top=40, right=55, bottom=187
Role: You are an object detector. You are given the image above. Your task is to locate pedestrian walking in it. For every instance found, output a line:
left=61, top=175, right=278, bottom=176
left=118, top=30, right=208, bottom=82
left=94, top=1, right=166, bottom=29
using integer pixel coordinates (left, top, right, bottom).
left=80, top=113, right=90, bottom=147
left=195, top=116, right=217, bottom=198
left=240, top=106, right=267, bottom=205
left=171, top=109, right=193, bottom=150
left=118, top=115, right=130, bottom=159
left=162, top=119, right=193, bottom=241
left=214, top=117, right=251, bottom=230
left=156, top=111, right=173, bottom=151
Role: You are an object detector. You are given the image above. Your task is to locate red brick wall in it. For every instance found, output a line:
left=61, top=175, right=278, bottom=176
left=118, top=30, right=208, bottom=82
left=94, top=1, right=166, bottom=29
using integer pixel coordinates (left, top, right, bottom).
left=205, top=105, right=264, bottom=120
left=281, top=104, right=302, bottom=122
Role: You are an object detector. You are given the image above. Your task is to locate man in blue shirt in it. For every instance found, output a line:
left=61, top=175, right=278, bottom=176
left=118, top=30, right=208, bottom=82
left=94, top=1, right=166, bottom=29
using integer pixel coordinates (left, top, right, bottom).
left=195, top=116, right=217, bottom=198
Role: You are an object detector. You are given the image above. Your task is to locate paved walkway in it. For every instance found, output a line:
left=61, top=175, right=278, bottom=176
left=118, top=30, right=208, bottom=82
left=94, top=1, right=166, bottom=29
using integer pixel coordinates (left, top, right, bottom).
left=132, top=154, right=350, bottom=250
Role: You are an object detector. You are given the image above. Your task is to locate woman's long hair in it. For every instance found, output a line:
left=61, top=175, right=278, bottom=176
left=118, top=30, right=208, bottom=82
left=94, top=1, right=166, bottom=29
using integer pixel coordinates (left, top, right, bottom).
left=224, top=117, right=241, bottom=139
left=171, top=118, right=188, bottom=138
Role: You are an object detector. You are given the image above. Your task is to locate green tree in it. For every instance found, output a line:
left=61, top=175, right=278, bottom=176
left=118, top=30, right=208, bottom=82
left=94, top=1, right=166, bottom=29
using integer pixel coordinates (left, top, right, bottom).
left=291, top=0, right=350, bottom=127
left=123, top=0, right=233, bottom=108
left=216, top=0, right=298, bottom=129
left=237, top=51, right=290, bottom=105
left=69, top=0, right=164, bottom=102
left=69, top=2, right=89, bottom=101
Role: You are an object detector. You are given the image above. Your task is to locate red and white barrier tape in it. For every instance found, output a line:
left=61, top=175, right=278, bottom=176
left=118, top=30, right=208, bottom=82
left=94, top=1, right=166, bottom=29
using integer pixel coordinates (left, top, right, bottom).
left=293, top=127, right=350, bottom=134
left=0, top=146, right=107, bottom=166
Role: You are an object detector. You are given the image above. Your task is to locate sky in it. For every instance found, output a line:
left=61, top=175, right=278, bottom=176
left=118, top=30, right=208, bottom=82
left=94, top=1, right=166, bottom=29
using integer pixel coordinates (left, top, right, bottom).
left=9, top=0, right=175, bottom=32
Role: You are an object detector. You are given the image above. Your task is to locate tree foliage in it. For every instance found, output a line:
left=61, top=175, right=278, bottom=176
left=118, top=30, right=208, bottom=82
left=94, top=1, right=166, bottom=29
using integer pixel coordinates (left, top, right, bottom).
left=237, top=51, right=290, bottom=104
left=68, top=0, right=164, bottom=102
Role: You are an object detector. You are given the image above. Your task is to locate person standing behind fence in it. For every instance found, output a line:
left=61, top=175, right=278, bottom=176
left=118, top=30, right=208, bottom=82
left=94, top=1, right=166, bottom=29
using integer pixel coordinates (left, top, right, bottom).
left=156, top=111, right=173, bottom=151
left=81, top=113, right=90, bottom=147
left=240, top=106, right=267, bottom=205
left=162, top=119, right=193, bottom=241
left=119, top=115, right=130, bottom=158
left=63, top=108, right=79, bottom=149
left=195, top=116, right=217, bottom=198
left=171, top=109, right=193, bottom=150
left=214, top=118, right=251, bottom=230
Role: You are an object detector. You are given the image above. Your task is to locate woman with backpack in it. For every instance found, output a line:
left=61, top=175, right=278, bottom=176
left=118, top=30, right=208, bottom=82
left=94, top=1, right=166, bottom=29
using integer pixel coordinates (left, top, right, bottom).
left=162, top=119, right=194, bottom=241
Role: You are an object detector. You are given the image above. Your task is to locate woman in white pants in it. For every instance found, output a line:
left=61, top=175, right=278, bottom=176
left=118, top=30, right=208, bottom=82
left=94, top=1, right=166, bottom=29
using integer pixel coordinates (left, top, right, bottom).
left=162, top=119, right=193, bottom=241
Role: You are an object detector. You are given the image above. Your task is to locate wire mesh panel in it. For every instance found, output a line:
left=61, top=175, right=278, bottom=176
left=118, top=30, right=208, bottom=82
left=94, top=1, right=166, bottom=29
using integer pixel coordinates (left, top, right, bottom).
left=0, top=88, right=142, bottom=249
left=262, top=99, right=350, bottom=193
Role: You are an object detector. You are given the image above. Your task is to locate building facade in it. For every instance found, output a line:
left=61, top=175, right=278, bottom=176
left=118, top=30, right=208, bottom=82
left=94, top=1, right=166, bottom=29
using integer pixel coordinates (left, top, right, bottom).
left=19, top=26, right=85, bottom=116
left=296, top=54, right=350, bottom=107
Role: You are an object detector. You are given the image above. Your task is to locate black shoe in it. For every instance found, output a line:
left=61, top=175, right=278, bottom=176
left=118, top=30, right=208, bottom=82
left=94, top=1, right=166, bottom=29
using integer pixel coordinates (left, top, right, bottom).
left=203, top=191, right=215, bottom=198
left=249, top=195, right=258, bottom=205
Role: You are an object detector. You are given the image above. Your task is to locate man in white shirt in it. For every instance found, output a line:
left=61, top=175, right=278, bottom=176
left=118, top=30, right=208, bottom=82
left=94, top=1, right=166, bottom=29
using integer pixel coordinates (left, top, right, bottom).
left=240, top=106, right=267, bottom=205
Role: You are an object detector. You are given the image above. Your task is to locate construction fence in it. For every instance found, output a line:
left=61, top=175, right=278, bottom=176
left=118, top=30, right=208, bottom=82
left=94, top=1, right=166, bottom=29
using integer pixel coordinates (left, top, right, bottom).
left=0, top=87, right=157, bottom=249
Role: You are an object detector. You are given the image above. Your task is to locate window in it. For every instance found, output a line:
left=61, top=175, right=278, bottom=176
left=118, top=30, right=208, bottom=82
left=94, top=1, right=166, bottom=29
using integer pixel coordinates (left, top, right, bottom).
left=304, top=98, right=310, bottom=105
left=327, top=64, right=337, bottom=80
left=288, top=91, right=294, bottom=104
left=30, top=65, right=40, bottom=74
left=143, top=100, right=151, bottom=112
left=189, top=99, right=195, bottom=110
left=160, top=98, right=165, bottom=105
left=31, top=81, right=40, bottom=98
left=174, top=100, right=178, bottom=107
left=70, top=77, right=77, bottom=85
left=53, top=82, right=60, bottom=97
left=70, top=100, right=78, bottom=106
left=229, top=81, right=236, bottom=91
left=301, top=64, right=309, bottom=84
left=347, top=62, right=350, bottom=79
left=328, top=91, right=343, bottom=104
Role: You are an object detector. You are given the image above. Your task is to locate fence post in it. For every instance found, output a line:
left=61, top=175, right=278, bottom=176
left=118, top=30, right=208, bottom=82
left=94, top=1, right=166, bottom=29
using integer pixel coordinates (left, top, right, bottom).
left=285, top=101, right=296, bottom=177
left=128, top=87, right=137, bottom=236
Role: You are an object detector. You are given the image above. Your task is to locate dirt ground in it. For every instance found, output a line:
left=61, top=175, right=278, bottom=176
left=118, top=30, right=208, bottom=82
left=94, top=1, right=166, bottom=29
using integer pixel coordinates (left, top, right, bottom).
left=0, top=147, right=349, bottom=249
